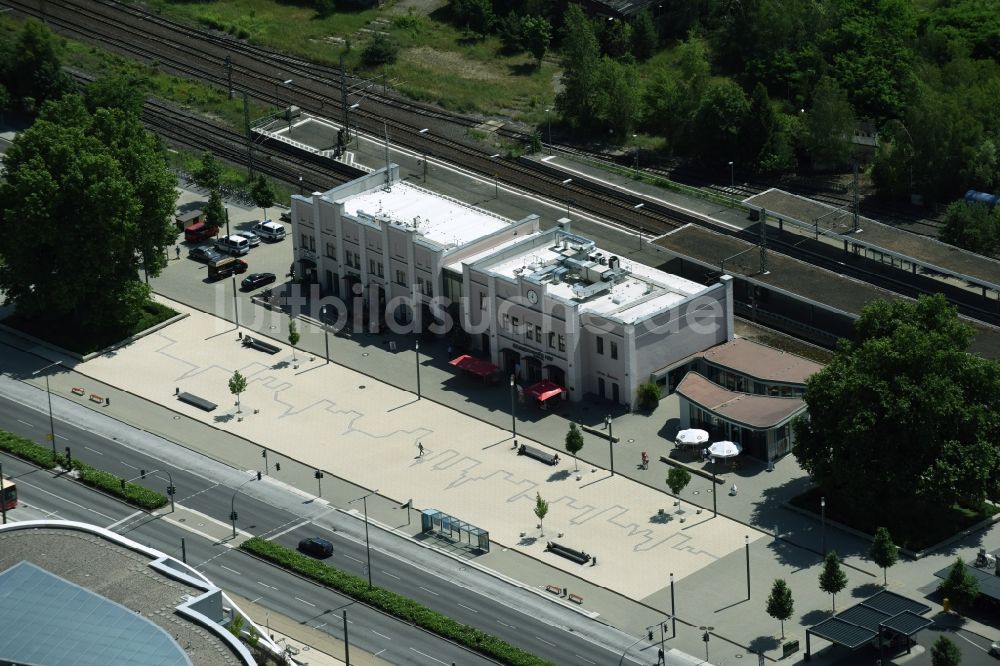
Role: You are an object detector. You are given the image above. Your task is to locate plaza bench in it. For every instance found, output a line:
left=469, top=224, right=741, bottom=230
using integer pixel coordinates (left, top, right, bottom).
left=518, top=444, right=559, bottom=466
left=242, top=336, right=280, bottom=355
left=545, top=541, right=591, bottom=564
left=177, top=392, right=217, bottom=412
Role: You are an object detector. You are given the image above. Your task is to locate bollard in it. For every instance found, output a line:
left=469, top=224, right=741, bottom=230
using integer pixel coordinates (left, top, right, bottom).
left=175, top=387, right=179, bottom=395
left=105, top=397, right=110, bottom=406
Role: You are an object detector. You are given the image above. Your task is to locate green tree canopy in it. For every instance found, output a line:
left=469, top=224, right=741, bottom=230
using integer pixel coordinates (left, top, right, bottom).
left=940, top=200, right=1000, bottom=257
left=765, top=579, right=794, bottom=638
left=85, top=70, right=150, bottom=116
left=521, top=16, right=552, bottom=66
left=630, top=10, right=657, bottom=62
left=930, top=635, right=962, bottom=666
left=251, top=174, right=277, bottom=223
left=0, top=95, right=176, bottom=332
left=229, top=370, right=248, bottom=413
left=1, top=20, right=73, bottom=110
left=939, top=558, right=979, bottom=607
left=360, top=33, right=399, bottom=67
left=288, top=319, right=300, bottom=361
left=793, top=295, right=1000, bottom=532
left=205, top=188, right=227, bottom=234
left=666, top=467, right=691, bottom=512
left=533, top=492, right=549, bottom=536
left=564, top=422, right=584, bottom=471
left=803, top=76, right=855, bottom=167
left=868, top=527, right=899, bottom=586
left=556, top=5, right=601, bottom=129
left=818, top=551, right=848, bottom=611
left=193, top=151, right=223, bottom=192
left=688, top=79, right=749, bottom=165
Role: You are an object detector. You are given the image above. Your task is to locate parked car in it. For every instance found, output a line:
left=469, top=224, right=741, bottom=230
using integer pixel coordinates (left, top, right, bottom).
left=989, top=640, right=1000, bottom=657
left=215, top=235, right=251, bottom=256
left=235, top=230, right=260, bottom=247
left=297, top=537, right=333, bottom=558
left=252, top=220, right=286, bottom=241
left=207, top=257, right=248, bottom=280
left=279, top=212, right=291, bottom=223
left=189, top=245, right=224, bottom=264
left=241, top=272, right=276, bottom=291
left=184, top=220, right=219, bottom=243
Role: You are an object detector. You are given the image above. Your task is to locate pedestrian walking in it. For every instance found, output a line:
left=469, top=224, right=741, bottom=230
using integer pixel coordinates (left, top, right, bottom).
left=175, top=244, right=181, bottom=260
left=417, top=442, right=424, bottom=457
left=658, top=647, right=664, bottom=664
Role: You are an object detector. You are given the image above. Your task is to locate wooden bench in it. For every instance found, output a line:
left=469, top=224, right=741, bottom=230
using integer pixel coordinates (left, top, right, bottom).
left=177, top=392, right=217, bottom=412
left=242, top=336, right=280, bottom=355
left=545, top=541, right=591, bottom=564
left=519, top=444, right=559, bottom=466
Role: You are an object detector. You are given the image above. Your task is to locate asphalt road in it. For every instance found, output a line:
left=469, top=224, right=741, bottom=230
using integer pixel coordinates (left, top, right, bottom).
left=0, top=390, right=644, bottom=666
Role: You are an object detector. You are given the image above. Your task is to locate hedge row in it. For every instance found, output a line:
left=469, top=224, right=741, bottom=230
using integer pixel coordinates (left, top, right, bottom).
left=241, top=537, right=554, bottom=666
left=0, top=429, right=167, bottom=510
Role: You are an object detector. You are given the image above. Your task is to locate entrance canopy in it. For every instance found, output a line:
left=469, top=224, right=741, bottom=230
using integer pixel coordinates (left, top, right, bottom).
left=449, top=354, right=499, bottom=377
left=525, top=379, right=565, bottom=402
left=805, top=590, right=931, bottom=659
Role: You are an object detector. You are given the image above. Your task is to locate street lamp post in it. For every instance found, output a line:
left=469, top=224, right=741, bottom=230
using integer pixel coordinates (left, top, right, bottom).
left=321, top=305, right=330, bottom=364
left=32, top=361, right=62, bottom=463
left=821, top=496, right=826, bottom=555
left=314, top=470, right=324, bottom=497
left=509, top=374, right=517, bottom=439
left=415, top=340, right=421, bottom=399
left=670, top=573, right=676, bottom=637
left=349, top=490, right=379, bottom=588
left=262, top=447, right=269, bottom=475
left=419, top=128, right=429, bottom=181
left=711, top=456, right=717, bottom=516
left=605, top=414, right=614, bottom=476
left=562, top=178, right=572, bottom=217
left=490, top=153, right=500, bottom=198
left=633, top=134, right=639, bottom=177
left=745, top=535, right=750, bottom=600
left=230, top=475, right=258, bottom=539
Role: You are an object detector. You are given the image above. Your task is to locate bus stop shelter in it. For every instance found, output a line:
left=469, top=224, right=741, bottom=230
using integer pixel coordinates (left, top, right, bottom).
left=805, top=590, right=932, bottom=661
left=421, top=509, right=490, bottom=552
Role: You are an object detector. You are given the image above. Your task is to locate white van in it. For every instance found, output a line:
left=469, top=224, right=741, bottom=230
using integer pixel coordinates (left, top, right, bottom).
left=215, top=234, right=251, bottom=256
left=252, top=220, right=286, bottom=241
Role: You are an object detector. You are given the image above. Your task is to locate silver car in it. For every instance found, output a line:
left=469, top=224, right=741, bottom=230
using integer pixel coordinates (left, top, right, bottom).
left=235, top=230, right=261, bottom=247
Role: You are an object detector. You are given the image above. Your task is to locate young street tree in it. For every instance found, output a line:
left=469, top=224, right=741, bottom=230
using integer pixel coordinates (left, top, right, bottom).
left=564, top=422, right=584, bottom=471
left=288, top=320, right=300, bottom=362
left=193, top=151, right=223, bottom=192
left=666, top=467, right=691, bottom=512
left=521, top=16, right=552, bottom=67
left=930, top=635, right=962, bottom=666
left=765, top=579, right=794, bottom=639
left=205, top=189, right=227, bottom=236
left=533, top=492, right=549, bottom=536
left=819, top=551, right=848, bottom=611
left=0, top=95, right=176, bottom=335
left=869, top=527, right=899, bottom=586
left=250, top=174, right=277, bottom=225
left=939, top=558, right=979, bottom=608
left=229, top=370, right=248, bottom=413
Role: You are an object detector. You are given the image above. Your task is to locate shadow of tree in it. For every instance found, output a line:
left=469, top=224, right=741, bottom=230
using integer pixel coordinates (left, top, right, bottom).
left=214, top=413, right=235, bottom=423
left=518, top=536, right=539, bottom=546
left=658, top=417, right=680, bottom=441
left=748, top=635, right=781, bottom=653
left=271, top=361, right=290, bottom=370
left=649, top=512, right=673, bottom=524
left=851, top=582, right=881, bottom=598
left=801, top=608, right=831, bottom=625
left=508, top=62, right=540, bottom=76
left=547, top=469, right=572, bottom=482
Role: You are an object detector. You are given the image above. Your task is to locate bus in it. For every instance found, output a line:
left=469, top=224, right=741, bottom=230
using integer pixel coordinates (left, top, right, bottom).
left=1, top=475, right=16, bottom=511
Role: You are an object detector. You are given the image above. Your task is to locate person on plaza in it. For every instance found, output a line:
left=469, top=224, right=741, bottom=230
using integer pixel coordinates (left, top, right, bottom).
left=175, top=244, right=181, bottom=260
left=417, top=442, right=424, bottom=457
left=641, top=451, right=649, bottom=469
left=658, top=647, right=665, bottom=664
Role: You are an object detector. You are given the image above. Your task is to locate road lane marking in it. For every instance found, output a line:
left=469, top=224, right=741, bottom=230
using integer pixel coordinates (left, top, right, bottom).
left=256, top=581, right=278, bottom=590
left=574, top=655, right=596, bottom=664
left=16, top=419, right=34, bottom=427
left=497, top=620, right=515, bottom=628
left=313, top=622, right=327, bottom=630
left=106, top=510, right=143, bottom=531
left=266, top=519, right=311, bottom=540
left=418, top=586, right=438, bottom=596
left=17, top=479, right=114, bottom=520
left=373, top=649, right=386, bottom=657
left=457, top=603, right=478, bottom=613
left=344, top=554, right=364, bottom=564
left=953, top=631, right=986, bottom=651
left=295, top=597, right=316, bottom=607
left=409, top=648, right=448, bottom=665
left=221, top=565, right=242, bottom=575
left=371, top=630, right=391, bottom=640
left=251, top=596, right=263, bottom=603
left=84, top=446, right=104, bottom=456
left=535, top=636, right=556, bottom=647
left=381, top=571, right=400, bottom=580
left=120, top=461, right=138, bottom=470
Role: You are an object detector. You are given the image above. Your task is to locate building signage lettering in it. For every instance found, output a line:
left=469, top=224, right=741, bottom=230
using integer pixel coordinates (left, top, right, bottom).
left=512, top=342, right=553, bottom=362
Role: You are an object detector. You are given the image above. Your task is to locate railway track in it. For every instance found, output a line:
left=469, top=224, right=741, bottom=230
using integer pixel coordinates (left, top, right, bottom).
left=7, top=0, right=998, bottom=327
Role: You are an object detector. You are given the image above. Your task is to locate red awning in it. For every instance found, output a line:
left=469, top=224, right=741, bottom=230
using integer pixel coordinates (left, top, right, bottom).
left=524, top=379, right=565, bottom=402
left=449, top=354, right=499, bottom=377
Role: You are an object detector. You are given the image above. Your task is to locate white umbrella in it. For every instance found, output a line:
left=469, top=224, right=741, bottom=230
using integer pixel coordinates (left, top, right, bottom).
left=675, top=428, right=710, bottom=446
left=708, top=440, right=742, bottom=458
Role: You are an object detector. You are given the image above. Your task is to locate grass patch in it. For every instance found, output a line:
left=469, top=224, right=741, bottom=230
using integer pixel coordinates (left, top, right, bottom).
left=166, top=148, right=292, bottom=205
left=241, top=537, right=553, bottom=666
left=790, top=486, right=998, bottom=552
left=4, top=301, right=177, bottom=355
left=0, top=430, right=167, bottom=510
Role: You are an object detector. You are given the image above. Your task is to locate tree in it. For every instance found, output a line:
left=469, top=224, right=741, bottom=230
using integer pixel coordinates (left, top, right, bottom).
left=361, top=32, right=399, bottom=67
left=688, top=79, right=749, bottom=165
left=451, top=0, right=495, bottom=37
left=594, top=57, right=643, bottom=138
left=819, top=551, right=848, bottom=611
left=250, top=174, right=277, bottom=224
left=766, top=579, right=794, bottom=639
left=930, top=635, right=962, bottom=666
left=314, top=0, right=337, bottom=19
left=288, top=319, right=300, bottom=362
left=497, top=13, right=525, bottom=53
left=940, top=200, right=1000, bottom=257
left=939, top=558, right=979, bottom=607
left=85, top=70, right=149, bottom=115
left=630, top=10, right=657, bottom=62
left=0, top=95, right=175, bottom=334
left=229, top=370, right=248, bottom=413
left=193, top=151, right=223, bottom=192
left=564, top=422, right=584, bottom=471
left=0, top=84, right=10, bottom=121
left=1, top=20, right=73, bottom=110
left=741, top=83, right=780, bottom=172
left=521, top=16, right=552, bottom=66
left=601, top=18, right=632, bottom=59
left=205, top=188, right=227, bottom=235
left=636, top=382, right=662, bottom=410
left=533, top=492, right=549, bottom=536
left=803, top=76, right=855, bottom=168
left=869, top=527, right=899, bottom=586
left=666, top=467, right=691, bottom=512
left=556, top=5, right=601, bottom=129
left=792, top=295, right=1000, bottom=533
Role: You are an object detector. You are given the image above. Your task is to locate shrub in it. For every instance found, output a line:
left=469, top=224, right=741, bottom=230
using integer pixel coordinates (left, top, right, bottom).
left=636, top=382, right=662, bottom=410
left=241, top=538, right=553, bottom=666
left=0, top=430, right=58, bottom=468
left=361, top=33, right=398, bottom=67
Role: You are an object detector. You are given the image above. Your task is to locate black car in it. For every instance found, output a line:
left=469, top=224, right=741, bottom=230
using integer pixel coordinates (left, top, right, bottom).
left=189, top=245, right=224, bottom=264
left=241, top=272, right=276, bottom=291
left=298, top=537, right=333, bottom=558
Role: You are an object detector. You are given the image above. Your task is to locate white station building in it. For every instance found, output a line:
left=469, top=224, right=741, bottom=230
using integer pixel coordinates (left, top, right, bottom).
left=291, top=166, right=734, bottom=408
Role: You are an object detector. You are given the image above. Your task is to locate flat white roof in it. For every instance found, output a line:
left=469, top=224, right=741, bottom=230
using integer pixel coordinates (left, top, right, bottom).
left=341, top=181, right=513, bottom=249
left=445, top=234, right=534, bottom=273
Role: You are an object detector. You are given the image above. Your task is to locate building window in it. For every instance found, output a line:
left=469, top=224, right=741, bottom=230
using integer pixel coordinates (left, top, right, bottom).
left=326, top=242, right=336, bottom=259
left=535, top=325, right=541, bottom=341
left=369, top=259, right=377, bottom=275
left=416, top=276, right=433, bottom=297
left=610, top=341, right=618, bottom=360
left=548, top=331, right=555, bottom=349
left=479, top=293, right=486, bottom=310
left=558, top=335, right=565, bottom=352
left=502, top=313, right=510, bottom=331
left=376, top=262, right=384, bottom=278
left=395, top=269, right=407, bottom=286
left=596, top=337, right=604, bottom=355
left=526, top=324, right=533, bottom=341
left=301, top=232, right=308, bottom=249
left=511, top=317, right=519, bottom=334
